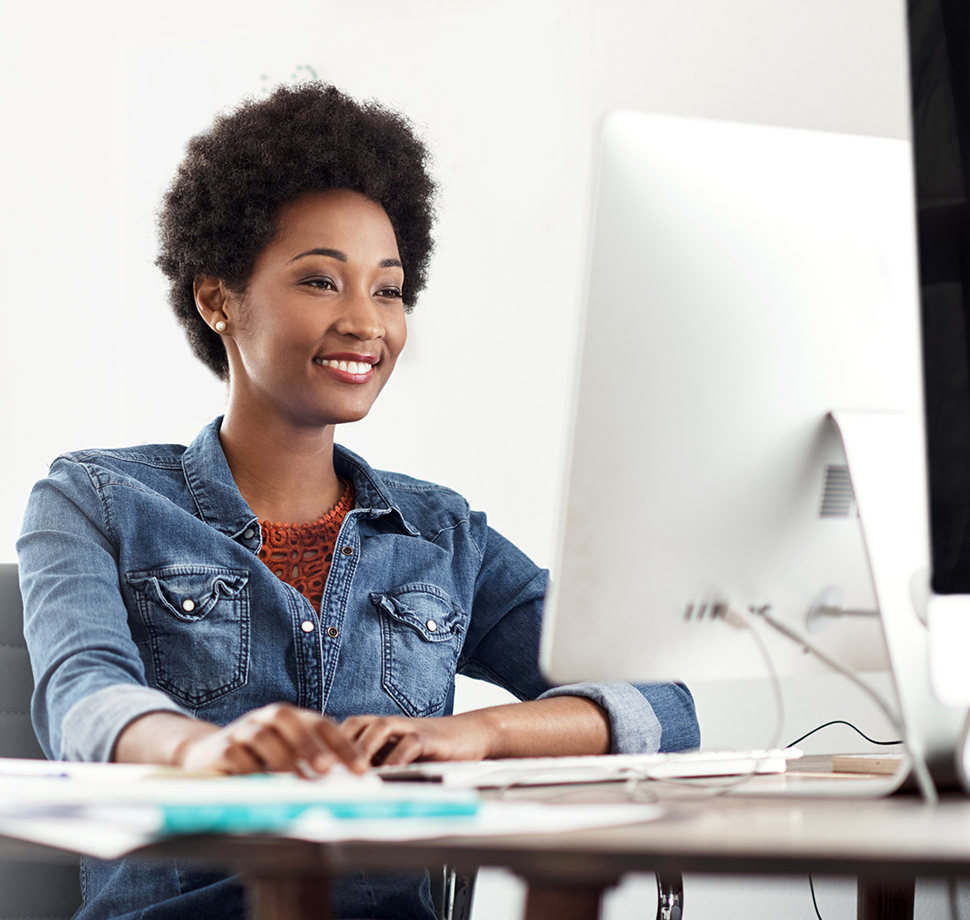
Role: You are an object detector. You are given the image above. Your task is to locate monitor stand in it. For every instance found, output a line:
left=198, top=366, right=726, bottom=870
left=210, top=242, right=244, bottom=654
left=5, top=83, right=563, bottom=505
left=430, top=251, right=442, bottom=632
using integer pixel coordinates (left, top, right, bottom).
left=831, top=409, right=969, bottom=796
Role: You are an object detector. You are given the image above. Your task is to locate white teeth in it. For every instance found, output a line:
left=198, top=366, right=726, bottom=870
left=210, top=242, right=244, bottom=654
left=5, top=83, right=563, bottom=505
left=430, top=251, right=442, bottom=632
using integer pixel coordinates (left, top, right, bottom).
left=316, top=359, right=372, bottom=375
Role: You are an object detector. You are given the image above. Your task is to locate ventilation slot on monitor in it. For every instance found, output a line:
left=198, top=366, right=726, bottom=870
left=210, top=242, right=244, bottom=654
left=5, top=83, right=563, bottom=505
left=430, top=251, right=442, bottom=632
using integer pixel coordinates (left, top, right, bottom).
left=683, top=601, right=728, bottom=622
left=818, top=465, right=857, bottom=518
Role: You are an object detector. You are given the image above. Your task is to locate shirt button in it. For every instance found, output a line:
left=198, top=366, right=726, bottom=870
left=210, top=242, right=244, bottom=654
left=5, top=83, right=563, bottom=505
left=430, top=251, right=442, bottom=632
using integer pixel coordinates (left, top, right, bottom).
left=243, top=528, right=255, bottom=540
left=300, top=621, right=315, bottom=633
left=340, top=546, right=354, bottom=556
left=181, top=599, right=196, bottom=613
left=426, top=620, right=437, bottom=632
left=326, top=626, right=339, bottom=639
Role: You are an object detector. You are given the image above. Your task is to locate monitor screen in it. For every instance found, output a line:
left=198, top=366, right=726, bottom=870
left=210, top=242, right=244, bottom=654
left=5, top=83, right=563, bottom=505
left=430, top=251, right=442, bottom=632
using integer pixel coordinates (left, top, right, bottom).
left=910, top=0, right=970, bottom=706
left=910, top=0, right=970, bottom=593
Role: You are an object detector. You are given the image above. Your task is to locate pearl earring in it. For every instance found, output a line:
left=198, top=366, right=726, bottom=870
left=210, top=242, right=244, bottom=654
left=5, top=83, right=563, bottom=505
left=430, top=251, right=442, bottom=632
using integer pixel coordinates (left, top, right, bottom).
left=214, top=321, right=227, bottom=332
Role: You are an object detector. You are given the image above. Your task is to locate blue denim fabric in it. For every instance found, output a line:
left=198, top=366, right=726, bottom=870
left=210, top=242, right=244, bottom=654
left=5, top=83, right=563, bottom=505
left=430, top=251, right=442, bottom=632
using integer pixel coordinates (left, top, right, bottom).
left=18, top=416, right=699, bottom=920
left=77, top=858, right=433, bottom=920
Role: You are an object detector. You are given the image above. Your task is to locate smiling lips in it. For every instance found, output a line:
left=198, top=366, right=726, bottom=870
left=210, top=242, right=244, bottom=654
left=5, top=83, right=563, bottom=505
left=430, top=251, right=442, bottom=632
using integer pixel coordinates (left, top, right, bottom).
left=313, top=356, right=377, bottom=381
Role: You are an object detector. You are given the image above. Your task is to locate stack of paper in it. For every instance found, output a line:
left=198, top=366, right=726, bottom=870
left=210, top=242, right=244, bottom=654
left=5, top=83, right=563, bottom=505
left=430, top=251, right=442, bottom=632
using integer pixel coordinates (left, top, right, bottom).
left=0, top=757, right=663, bottom=860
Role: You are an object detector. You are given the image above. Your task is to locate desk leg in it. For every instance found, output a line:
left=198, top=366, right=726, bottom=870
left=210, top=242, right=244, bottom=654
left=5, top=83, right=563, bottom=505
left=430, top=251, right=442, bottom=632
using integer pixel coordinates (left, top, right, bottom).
left=244, top=873, right=332, bottom=920
left=524, top=881, right=607, bottom=920
left=857, top=877, right=915, bottom=920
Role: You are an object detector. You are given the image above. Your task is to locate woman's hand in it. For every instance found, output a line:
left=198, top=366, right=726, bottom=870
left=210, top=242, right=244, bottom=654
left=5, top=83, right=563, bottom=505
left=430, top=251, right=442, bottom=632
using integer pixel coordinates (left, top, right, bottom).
left=340, top=696, right=613, bottom=767
left=114, top=704, right=369, bottom=776
left=176, top=703, right=370, bottom=775
left=339, top=711, right=496, bottom=767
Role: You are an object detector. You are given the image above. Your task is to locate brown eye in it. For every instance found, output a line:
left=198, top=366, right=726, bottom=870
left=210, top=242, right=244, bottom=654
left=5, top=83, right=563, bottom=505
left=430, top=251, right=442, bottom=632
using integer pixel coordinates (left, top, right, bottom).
left=303, top=277, right=336, bottom=291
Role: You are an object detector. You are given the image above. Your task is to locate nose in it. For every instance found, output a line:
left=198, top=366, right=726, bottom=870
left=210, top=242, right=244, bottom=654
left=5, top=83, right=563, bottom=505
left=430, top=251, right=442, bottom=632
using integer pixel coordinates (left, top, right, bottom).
left=334, top=288, right=385, bottom=341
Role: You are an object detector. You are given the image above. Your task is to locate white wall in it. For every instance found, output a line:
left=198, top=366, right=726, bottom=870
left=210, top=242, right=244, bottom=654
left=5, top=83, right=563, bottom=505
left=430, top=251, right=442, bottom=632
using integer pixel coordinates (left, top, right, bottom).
left=2, top=1, right=940, bottom=918
left=1, top=0, right=910, bottom=566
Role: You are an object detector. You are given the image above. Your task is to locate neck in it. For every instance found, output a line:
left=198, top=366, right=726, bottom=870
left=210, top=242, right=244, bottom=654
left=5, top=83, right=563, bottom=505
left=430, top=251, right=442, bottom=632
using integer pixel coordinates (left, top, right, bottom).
left=219, top=405, right=344, bottom=524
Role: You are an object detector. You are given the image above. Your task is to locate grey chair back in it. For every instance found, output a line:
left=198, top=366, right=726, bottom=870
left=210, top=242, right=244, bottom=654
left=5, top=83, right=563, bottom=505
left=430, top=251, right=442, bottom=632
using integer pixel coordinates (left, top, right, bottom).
left=0, top=563, right=81, bottom=919
left=0, top=563, right=44, bottom=759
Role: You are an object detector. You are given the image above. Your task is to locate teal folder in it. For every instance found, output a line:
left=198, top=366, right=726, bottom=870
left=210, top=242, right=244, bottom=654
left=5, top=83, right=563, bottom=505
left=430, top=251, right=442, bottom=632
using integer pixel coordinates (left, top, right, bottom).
left=160, top=798, right=479, bottom=834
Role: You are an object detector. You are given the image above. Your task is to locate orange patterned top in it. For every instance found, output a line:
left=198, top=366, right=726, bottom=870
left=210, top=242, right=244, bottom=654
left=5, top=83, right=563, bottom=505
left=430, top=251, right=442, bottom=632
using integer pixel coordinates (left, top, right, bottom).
left=257, top=481, right=356, bottom=610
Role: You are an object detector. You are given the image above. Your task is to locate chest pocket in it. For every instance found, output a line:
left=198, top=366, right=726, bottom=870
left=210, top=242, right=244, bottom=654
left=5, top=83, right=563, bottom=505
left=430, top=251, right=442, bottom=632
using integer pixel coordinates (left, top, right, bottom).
left=370, top=584, right=465, bottom=718
left=126, top=566, right=250, bottom=708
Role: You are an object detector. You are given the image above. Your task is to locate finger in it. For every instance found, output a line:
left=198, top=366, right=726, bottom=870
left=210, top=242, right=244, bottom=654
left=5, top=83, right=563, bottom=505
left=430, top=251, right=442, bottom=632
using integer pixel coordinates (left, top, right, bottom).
left=249, top=705, right=368, bottom=775
left=339, top=715, right=378, bottom=740
left=231, top=721, right=298, bottom=773
left=254, top=705, right=338, bottom=769
left=352, top=718, right=407, bottom=763
left=214, top=741, right=266, bottom=775
left=377, top=732, right=425, bottom=767
left=312, top=718, right=370, bottom=774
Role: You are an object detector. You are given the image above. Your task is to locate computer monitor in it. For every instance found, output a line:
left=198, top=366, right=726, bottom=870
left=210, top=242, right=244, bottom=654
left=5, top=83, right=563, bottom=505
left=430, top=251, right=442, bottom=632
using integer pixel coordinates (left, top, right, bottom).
left=540, top=110, right=968, bottom=788
left=909, top=0, right=970, bottom=709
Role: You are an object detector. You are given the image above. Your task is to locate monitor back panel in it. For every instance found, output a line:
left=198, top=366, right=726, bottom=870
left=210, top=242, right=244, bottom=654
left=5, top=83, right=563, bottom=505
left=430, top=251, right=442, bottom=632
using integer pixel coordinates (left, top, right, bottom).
left=542, top=112, right=924, bottom=685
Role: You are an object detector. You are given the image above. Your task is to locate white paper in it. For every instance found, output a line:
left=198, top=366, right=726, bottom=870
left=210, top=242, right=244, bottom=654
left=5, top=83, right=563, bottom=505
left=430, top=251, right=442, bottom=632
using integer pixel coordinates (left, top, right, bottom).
left=0, top=758, right=663, bottom=859
left=0, top=798, right=662, bottom=859
left=288, top=800, right=664, bottom=843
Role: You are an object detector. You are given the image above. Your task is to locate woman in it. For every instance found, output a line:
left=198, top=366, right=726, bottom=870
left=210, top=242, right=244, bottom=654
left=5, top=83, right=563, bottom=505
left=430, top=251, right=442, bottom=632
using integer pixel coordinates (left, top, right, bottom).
left=18, top=83, right=699, bottom=919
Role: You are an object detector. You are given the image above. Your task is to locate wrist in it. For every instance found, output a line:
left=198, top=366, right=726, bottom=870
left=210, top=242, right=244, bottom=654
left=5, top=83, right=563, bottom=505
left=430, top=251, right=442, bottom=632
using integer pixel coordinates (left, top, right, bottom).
left=472, top=706, right=512, bottom=760
left=170, top=721, right=220, bottom=767
left=113, top=711, right=217, bottom=766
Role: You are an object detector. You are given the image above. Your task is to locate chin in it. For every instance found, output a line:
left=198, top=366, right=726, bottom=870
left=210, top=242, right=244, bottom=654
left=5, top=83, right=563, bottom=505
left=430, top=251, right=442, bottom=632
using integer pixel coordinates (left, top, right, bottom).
left=328, top=406, right=373, bottom=426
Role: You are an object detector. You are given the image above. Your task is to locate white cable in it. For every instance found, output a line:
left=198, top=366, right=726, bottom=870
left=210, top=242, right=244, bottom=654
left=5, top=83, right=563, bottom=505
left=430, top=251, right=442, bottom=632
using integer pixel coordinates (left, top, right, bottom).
left=493, top=616, right=787, bottom=801
left=740, top=604, right=939, bottom=805
left=627, top=606, right=788, bottom=799
left=723, top=604, right=786, bottom=753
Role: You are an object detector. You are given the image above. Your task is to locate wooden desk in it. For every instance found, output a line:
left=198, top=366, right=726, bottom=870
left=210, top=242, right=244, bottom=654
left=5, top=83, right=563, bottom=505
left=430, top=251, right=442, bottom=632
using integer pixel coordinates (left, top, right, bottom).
left=3, top=781, right=968, bottom=920
left=114, top=786, right=970, bottom=920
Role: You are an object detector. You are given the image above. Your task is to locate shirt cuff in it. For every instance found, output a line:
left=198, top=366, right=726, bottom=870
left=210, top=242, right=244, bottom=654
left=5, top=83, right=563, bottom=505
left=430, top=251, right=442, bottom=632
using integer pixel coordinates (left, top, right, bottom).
left=60, top=684, right=192, bottom=762
left=537, top=681, right=662, bottom=754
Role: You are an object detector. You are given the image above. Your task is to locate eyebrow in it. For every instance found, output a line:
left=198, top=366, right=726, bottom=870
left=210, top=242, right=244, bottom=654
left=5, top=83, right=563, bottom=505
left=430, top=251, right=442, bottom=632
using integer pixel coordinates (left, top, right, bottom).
left=289, top=248, right=403, bottom=269
left=290, top=248, right=347, bottom=263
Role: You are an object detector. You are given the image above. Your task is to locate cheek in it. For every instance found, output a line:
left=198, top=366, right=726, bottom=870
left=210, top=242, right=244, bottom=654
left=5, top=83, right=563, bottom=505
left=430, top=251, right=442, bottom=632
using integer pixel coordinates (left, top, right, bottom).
left=225, top=287, right=253, bottom=326
left=236, top=304, right=298, bottom=358
left=225, top=302, right=264, bottom=358
left=390, top=313, right=408, bottom=357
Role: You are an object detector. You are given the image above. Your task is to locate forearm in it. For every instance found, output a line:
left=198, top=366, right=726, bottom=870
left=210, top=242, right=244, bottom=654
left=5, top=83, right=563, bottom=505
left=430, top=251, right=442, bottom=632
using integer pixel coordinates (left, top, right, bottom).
left=472, top=695, right=612, bottom=759
left=113, top=711, right=219, bottom=766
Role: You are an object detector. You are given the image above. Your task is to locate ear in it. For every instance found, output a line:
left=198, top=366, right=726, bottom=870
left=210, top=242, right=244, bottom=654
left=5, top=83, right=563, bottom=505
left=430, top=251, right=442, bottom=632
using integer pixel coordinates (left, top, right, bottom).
left=194, top=276, right=234, bottom=333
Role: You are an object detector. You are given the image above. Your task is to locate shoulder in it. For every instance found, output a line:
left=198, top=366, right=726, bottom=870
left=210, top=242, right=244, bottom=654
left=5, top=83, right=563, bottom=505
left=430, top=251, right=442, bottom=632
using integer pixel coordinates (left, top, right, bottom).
left=378, top=469, right=470, bottom=514
left=44, top=443, right=189, bottom=494
left=384, top=471, right=481, bottom=544
left=53, top=442, right=188, bottom=469
left=23, top=443, right=195, bottom=539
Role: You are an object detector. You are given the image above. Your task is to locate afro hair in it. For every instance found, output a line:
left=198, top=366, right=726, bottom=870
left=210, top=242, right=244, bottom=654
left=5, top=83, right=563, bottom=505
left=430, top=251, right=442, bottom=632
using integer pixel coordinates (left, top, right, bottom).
left=155, top=83, right=436, bottom=380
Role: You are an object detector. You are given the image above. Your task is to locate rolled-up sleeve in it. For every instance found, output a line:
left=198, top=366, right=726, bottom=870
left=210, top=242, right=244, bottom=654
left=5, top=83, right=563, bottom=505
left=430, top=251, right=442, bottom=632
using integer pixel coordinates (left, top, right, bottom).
left=60, top=685, right=187, bottom=762
left=459, top=518, right=700, bottom=753
left=17, top=459, right=190, bottom=762
left=539, top=680, right=698, bottom=753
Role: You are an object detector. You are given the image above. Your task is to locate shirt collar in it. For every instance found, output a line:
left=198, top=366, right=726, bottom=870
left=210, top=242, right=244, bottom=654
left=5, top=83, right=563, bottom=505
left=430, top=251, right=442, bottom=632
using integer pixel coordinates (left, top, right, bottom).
left=332, top=443, right=419, bottom=535
left=181, top=417, right=419, bottom=538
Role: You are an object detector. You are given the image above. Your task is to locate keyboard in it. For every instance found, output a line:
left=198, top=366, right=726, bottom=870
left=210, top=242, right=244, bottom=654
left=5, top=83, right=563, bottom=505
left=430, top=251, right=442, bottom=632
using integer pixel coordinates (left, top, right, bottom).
left=376, top=749, right=802, bottom=789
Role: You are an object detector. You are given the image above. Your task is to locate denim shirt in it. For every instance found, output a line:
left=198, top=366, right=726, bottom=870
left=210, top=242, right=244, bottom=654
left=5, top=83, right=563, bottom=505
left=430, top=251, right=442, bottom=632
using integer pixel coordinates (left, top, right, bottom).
left=17, top=417, right=699, bottom=920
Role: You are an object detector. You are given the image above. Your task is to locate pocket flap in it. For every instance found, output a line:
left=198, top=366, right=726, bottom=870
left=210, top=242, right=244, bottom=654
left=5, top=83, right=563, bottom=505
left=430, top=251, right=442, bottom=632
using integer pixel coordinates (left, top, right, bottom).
left=369, top=584, right=463, bottom=642
left=127, top=566, right=249, bottom=621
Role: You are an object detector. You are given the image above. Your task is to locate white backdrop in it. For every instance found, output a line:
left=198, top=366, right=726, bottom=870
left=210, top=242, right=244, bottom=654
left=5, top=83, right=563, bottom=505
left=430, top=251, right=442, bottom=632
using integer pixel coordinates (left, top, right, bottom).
left=2, top=1, right=942, bottom=917
left=0, top=0, right=910, bottom=567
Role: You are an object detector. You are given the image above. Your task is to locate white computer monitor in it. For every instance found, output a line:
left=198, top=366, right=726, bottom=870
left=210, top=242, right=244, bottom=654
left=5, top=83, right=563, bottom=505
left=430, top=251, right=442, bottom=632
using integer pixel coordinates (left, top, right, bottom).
left=540, top=111, right=968, bottom=787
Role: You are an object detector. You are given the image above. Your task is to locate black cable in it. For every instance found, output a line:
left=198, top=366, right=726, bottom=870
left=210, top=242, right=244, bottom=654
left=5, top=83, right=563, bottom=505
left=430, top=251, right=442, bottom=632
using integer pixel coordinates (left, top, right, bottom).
left=786, top=720, right=903, bottom=749
left=948, top=876, right=960, bottom=920
left=809, top=875, right=824, bottom=920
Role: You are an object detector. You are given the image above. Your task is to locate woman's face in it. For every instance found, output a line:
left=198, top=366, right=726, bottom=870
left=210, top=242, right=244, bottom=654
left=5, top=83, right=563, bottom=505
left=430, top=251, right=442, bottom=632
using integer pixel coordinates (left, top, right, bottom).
left=218, top=189, right=407, bottom=430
